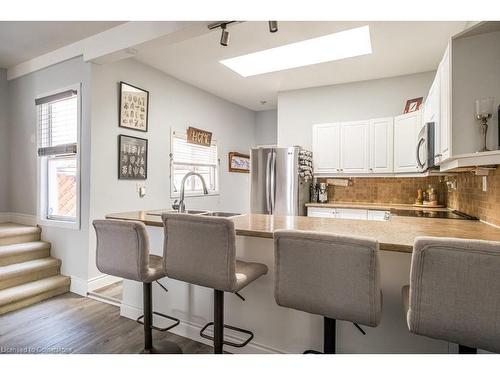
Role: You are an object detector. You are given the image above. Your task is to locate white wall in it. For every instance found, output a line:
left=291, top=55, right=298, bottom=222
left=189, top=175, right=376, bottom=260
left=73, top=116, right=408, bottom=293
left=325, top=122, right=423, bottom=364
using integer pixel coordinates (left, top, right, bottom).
left=254, top=109, right=277, bottom=146
left=7, top=57, right=92, bottom=290
left=88, top=58, right=256, bottom=280
left=452, top=30, right=500, bottom=154
left=277, top=71, right=435, bottom=149
left=0, top=69, right=9, bottom=212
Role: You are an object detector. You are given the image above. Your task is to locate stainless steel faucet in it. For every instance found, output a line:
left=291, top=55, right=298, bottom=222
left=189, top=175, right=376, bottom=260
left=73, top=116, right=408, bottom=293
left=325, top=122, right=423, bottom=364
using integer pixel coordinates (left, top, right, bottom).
left=176, top=171, right=209, bottom=212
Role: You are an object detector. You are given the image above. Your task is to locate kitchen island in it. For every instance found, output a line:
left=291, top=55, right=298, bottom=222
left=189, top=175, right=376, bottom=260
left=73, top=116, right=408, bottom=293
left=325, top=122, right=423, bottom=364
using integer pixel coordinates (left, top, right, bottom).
left=105, top=210, right=500, bottom=354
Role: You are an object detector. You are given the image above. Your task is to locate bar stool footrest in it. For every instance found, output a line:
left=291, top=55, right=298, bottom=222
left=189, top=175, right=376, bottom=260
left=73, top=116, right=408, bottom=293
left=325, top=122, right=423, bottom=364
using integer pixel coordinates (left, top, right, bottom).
left=137, top=312, right=180, bottom=332
left=303, top=349, right=322, bottom=354
left=200, top=322, right=254, bottom=348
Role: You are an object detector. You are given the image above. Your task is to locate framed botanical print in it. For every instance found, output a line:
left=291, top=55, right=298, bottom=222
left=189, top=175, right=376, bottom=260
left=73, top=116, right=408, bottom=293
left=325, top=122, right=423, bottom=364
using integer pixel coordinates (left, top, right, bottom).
left=119, top=81, right=149, bottom=132
left=118, top=135, right=148, bottom=180
left=228, top=152, right=250, bottom=173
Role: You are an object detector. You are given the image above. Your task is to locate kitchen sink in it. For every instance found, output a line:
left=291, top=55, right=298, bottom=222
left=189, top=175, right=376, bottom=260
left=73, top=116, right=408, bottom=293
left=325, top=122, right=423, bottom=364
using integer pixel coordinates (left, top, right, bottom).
left=201, top=211, right=241, bottom=218
left=146, top=209, right=208, bottom=216
left=146, top=209, right=241, bottom=218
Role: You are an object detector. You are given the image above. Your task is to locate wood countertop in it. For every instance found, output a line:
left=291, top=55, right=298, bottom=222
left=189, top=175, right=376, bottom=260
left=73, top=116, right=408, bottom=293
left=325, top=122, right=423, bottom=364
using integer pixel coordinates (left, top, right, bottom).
left=105, top=211, right=500, bottom=253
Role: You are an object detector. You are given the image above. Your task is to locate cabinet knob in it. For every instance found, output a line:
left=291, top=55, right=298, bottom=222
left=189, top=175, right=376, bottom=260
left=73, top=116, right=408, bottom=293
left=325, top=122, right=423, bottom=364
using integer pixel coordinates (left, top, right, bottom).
left=369, top=168, right=373, bottom=172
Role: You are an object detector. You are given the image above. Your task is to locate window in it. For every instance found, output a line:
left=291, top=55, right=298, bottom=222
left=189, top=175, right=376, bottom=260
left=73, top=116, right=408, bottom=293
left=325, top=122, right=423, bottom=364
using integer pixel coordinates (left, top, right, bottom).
left=36, top=87, right=80, bottom=227
left=170, top=130, right=219, bottom=197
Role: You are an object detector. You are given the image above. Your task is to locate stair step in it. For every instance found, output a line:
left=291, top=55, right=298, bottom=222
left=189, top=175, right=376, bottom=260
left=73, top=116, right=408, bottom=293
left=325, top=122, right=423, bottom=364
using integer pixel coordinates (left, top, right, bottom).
left=0, top=275, right=70, bottom=315
left=0, top=257, right=61, bottom=290
left=0, top=223, right=41, bottom=246
left=0, top=241, right=51, bottom=266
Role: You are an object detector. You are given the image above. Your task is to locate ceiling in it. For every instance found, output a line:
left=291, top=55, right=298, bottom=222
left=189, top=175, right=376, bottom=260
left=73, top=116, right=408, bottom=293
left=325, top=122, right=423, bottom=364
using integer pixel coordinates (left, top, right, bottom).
left=0, top=21, right=124, bottom=68
left=134, top=21, right=468, bottom=111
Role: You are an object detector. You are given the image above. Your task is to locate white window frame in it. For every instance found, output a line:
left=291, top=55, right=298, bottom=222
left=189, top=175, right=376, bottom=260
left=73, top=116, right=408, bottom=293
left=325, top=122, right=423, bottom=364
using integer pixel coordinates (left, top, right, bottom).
left=36, top=83, right=82, bottom=230
left=170, top=128, right=220, bottom=198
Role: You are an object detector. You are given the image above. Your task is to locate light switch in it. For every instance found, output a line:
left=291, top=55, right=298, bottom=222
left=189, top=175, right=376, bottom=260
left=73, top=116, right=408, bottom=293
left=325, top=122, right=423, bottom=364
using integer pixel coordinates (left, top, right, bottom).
left=482, top=176, right=487, bottom=192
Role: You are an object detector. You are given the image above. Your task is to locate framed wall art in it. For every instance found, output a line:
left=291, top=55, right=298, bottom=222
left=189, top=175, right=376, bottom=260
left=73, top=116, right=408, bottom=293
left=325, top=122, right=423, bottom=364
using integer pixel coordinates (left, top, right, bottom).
left=118, top=135, right=148, bottom=180
left=404, top=97, right=423, bottom=113
left=119, top=81, right=149, bottom=132
left=228, top=152, right=250, bottom=173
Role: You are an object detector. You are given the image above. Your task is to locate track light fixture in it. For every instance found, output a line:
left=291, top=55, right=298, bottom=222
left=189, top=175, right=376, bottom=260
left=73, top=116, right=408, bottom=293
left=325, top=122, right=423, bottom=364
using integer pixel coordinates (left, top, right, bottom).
left=269, top=21, right=278, bottom=33
left=220, top=23, right=230, bottom=46
left=207, top=21, right=278, bottom=47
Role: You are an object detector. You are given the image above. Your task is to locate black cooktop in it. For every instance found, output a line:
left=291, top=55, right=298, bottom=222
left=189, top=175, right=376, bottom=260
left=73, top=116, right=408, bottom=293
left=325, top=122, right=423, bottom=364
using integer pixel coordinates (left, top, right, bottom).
left=390, top=209, right=478, bottom=220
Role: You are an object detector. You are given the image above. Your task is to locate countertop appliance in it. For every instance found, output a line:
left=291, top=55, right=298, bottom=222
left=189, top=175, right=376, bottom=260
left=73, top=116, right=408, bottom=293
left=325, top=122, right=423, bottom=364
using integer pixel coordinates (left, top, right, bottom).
left=416, top=122, right=435, bottom=172
left=250, top=146, right=312, bottom=216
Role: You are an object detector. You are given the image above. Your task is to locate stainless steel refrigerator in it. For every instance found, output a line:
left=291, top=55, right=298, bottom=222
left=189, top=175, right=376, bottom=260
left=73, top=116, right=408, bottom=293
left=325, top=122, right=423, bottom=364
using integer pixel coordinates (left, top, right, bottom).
left=250, top=146, right=312, bottom=216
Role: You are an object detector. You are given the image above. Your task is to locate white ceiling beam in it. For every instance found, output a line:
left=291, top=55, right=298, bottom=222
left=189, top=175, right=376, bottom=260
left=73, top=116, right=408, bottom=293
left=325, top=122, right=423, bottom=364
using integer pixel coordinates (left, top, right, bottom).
left=7, top=21, right=210, bottom=80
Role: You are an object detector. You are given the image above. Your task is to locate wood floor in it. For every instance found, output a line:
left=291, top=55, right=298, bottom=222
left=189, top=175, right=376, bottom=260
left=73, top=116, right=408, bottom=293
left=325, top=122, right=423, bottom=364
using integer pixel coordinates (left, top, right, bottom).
left=0, top=292, right=212, bottom=354
left=93, top=281, right=123, bottom=301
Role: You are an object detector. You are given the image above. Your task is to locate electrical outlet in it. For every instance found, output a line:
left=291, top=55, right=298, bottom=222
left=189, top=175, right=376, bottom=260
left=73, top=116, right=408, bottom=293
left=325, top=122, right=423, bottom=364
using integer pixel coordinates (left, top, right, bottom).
left=136, top=183, right=146, bottom=198
left=482, top=176, right=487, bottom=192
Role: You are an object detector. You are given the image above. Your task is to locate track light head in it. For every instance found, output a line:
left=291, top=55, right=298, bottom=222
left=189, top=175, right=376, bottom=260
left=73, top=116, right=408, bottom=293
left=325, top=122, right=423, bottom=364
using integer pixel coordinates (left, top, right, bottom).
left=269, top=21, right=278, bottom=33
left=220, top=24, right=230, bottom=46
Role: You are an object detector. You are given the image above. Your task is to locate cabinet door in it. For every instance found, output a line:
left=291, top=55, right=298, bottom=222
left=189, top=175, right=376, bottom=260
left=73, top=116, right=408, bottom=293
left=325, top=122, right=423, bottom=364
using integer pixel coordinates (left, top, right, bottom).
left=394, top=111, right=421, bottom=173
left=369, top=117, right=394, bottom=173
left=336, top=208, right=368, bottom=220
left=340, top=120, right=370, bottom=173
left=438, top=44, right=451, bottom=163
left=307, top=207, right=336, bottom=218
left=312, top=123, right=341, bottom=174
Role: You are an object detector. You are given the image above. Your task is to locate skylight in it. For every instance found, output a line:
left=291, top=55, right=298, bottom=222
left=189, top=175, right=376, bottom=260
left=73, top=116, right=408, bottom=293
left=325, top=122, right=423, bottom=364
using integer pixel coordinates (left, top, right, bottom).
left=220, top=25, right=372, bottom=77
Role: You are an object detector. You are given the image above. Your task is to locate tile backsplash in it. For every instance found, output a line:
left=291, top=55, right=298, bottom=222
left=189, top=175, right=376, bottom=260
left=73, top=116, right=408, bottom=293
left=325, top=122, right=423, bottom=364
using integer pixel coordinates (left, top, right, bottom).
left=447, top=168, right=500, bottom=227
left=319, top=167, right=500, bottom=226
left=321, top=176, right=448, bottom=206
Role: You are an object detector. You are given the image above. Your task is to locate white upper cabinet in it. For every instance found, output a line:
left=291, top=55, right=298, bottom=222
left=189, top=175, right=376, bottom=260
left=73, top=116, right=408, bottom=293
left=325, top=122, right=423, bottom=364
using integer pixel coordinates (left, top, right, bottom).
left=369, top=117, right=394, bottom=173
left=312, top=123, right=341, bottom=174
left=394, top=110, right=421, bottom=173
left=340, top=120, right=370, bottom=173
left=438, top=43, right=451, bottom=163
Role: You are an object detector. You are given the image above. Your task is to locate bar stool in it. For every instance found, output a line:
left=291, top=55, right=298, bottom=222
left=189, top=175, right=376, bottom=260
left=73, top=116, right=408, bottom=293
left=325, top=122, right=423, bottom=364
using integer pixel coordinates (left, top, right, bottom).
left=93, top=219, right=182, bottom=354
left=161, top=213, right=268, bottom=354
left=403, top=236, right=500, bottom=354
left=274, top=230, right=382, bottom=354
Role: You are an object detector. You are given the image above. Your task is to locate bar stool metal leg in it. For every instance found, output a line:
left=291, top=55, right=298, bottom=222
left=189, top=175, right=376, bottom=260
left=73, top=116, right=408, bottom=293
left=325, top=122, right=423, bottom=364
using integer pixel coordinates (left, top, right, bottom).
left=324, top=317, right=336, bottom=354
left=141, top=282, right=182, bottom=354
left=214, top=289, right=224, bottom=354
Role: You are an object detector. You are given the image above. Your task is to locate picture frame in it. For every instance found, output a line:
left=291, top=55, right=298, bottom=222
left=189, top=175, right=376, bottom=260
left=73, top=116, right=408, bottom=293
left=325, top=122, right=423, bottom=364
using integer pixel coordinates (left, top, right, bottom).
left=404, top=97, right=423, bottom=113
left=118, top=135, right=148, bottom=180
left=228, top=152, right=250, bottom=173
left=119, top=81, right=149, bottom=132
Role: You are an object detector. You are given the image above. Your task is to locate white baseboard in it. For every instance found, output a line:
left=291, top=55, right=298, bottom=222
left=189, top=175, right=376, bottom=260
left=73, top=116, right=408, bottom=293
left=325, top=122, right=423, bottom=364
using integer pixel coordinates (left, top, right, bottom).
left=87, top=274, right=122, bottom=292
left=70, top=276, right=89, bottom=296
left=0, top=212, right=38, bottom=226
left=70, top=274, right=122, bottom=297
left=120, top=302, right=283, bottom=354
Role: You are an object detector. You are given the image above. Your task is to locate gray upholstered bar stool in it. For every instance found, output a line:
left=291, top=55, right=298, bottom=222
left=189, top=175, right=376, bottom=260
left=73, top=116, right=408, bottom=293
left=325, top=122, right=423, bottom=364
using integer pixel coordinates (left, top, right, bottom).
left=274, top=230, right=382, bottom=354
left=403, top=236, right=500, bottom=354
left=161, top=213, right=268, bottom=354
left=93, top=219, right=182, bottom=354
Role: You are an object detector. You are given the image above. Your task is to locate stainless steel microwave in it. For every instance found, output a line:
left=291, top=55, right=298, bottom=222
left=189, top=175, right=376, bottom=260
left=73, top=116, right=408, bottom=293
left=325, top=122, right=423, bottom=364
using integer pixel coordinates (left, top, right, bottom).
left=416, top=122, right=435, bottom=172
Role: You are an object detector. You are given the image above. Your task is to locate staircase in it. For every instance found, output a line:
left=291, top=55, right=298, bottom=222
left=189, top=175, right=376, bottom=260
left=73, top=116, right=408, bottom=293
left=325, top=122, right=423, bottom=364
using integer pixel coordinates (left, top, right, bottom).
left=0, top=223, right=70, bottom=315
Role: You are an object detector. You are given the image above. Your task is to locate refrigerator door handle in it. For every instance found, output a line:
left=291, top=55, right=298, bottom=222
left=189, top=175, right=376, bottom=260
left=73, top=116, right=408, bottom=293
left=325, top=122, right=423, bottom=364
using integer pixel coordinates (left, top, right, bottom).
left=270, top=151, right=276, bottom=213
left=265, top=151, right=272, bottom=213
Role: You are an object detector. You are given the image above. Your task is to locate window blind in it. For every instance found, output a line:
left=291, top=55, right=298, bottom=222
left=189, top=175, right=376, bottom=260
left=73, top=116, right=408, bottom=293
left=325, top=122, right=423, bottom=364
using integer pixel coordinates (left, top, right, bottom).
left=36, top=90, right=78, bottom=157
left=172, top=133, right=217, bottom=166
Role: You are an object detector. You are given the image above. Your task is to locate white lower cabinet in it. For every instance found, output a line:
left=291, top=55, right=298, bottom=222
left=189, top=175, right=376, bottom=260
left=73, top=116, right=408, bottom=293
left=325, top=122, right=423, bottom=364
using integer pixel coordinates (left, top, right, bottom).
left=394, top=110, right=421, bottom=173
left=307, top=207, right=390, bottom=221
